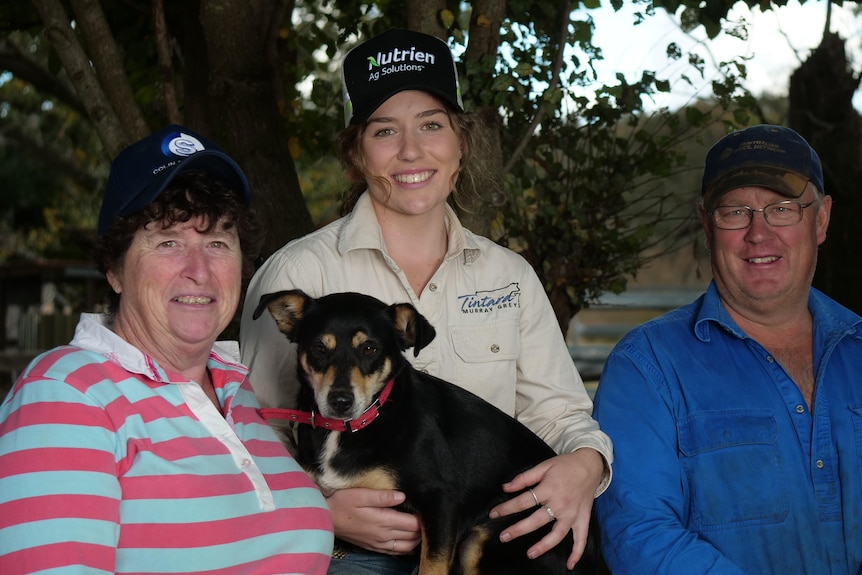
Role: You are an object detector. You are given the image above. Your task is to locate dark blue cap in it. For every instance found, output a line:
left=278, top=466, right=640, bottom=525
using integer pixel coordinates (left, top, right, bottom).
left=98, top=125, right=251, bottom=236
left=701, top=124, right=824, bottom=210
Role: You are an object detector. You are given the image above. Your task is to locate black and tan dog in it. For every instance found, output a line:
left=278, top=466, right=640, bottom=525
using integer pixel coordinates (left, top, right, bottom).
left=253, top=289, right=594, bottom=575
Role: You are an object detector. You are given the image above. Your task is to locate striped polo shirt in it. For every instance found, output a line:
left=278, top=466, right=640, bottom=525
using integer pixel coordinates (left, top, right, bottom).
left=0, top=313, right=333, bottom=574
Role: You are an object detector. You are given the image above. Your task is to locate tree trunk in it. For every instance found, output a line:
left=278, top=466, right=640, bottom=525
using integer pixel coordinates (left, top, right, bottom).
left=30, top=0, right=130, bottom=157
left=197, top=0, right=314, bottom=258
left=458, top=0, right=507, bottom=238
left=70, top=0, right=149, bottom=140
left=788, top=32, right=862, bottom=314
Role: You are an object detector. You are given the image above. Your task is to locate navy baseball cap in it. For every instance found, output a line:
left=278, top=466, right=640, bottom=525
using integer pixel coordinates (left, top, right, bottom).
left=341, top=28, right=464, bottom=127
left=701, top=124, right=824, bottom=210
left=98, top=124, right=251, bottom=236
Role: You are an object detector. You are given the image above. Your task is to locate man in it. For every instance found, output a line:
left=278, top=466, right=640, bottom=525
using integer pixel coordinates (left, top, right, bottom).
left=593, top=124, right=862, bottom=574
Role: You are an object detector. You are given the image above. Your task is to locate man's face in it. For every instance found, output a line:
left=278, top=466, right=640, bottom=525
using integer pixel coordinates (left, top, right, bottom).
left=702, top=183, right=831, bottom=316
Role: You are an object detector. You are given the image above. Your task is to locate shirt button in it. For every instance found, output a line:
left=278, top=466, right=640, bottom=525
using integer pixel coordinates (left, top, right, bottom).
left=429, top=283, right=438, bottom=292
left=816, top=460, right=824, bottom=469
left=490, top=344, right=500, bottom=353
left=796, top=404, right=805, bottom=413
left=766, top=355, right=775, bottom=363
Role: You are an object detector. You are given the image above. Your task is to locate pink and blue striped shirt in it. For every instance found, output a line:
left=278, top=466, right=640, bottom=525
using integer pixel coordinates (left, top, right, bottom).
left=0, top=313, right=333, bottom=574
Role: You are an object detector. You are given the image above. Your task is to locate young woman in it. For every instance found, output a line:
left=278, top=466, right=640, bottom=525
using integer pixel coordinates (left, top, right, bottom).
left=240, top=29, right=612, bottom=575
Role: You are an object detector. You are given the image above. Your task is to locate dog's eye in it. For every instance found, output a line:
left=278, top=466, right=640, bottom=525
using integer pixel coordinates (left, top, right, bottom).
left=360, top=343, right=377, bottom=357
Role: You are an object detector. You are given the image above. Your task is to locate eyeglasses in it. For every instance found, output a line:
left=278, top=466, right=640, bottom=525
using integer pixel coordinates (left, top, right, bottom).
left=711, top=200, right=815, bottom=230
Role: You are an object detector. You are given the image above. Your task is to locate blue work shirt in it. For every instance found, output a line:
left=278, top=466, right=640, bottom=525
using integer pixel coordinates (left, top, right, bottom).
left=593, top=282, right=862, bottom=575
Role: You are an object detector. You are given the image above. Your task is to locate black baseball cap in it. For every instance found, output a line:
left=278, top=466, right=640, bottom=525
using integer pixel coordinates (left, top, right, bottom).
left=98, top=124, right=251, bottom=236
left=701, top=124, right=824, bottom=210
left=341, top=28, right=464, bottom=127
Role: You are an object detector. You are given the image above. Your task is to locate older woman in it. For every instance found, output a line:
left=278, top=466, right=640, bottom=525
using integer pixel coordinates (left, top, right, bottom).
left=240, top=29, right=612, bottom=575
left=0, top=125, right=333, bottom=574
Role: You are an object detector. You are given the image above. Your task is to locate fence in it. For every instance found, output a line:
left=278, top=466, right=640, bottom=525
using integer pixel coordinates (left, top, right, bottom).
left=569, top=287, right=705, bottom=384
left=1, top=310, right=78, bottom=398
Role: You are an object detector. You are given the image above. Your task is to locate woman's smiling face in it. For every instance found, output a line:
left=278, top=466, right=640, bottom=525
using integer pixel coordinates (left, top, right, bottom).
left=359, top=90, right=463, bottom=218
left=107, top=216, right=242, bottom=362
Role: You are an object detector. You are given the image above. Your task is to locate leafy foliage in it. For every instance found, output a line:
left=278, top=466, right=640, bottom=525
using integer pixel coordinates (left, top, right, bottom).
left=0, top=0, right=761, bottom=329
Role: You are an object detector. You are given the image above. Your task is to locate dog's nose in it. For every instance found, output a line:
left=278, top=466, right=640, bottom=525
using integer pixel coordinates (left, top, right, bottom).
left=328, top=391, right=355, bottom=415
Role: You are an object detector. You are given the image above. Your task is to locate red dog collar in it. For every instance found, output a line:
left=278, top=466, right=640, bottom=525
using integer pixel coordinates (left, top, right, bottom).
left=259, top=378, right=395, bottom=433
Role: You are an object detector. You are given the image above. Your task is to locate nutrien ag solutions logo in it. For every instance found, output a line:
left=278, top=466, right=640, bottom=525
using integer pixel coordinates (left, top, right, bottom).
left=457, top=283, right=521, bottom=314
left=366, top=45, right=436, bottom=81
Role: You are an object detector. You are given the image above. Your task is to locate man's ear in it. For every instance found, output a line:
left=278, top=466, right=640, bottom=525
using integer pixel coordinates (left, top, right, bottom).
left=815, top=194, right=832, bottom=246
left=698, top=204, right=714, bottom=251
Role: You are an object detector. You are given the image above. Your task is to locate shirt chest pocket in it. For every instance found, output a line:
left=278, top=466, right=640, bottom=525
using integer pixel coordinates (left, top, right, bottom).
left=450, top=322, right=519, bottom=413
left=450, top=322, right=519, bottom=362
left=677, top=409, right=789, bottom=531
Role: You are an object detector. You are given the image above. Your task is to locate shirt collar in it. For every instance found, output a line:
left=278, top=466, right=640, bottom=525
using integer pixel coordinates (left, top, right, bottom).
left=693, top=281, right=862, bottom=343
left=337, top=191, right=481, bottom=264
left=71, top=313, right=247, bottom=383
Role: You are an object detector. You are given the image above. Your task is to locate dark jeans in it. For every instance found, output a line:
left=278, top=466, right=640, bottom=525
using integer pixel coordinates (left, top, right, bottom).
left=327, top=540, right=418, bottom=575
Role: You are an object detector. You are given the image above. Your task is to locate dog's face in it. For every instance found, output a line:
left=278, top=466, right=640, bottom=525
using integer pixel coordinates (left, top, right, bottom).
left=253, top=290, right=435, bottom=420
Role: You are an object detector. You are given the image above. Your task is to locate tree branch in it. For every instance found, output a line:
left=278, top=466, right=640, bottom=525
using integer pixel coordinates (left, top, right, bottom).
left=69, top=0, right=149, bottom=139
left=151, top=0, right=181, bottom=124
left=29, top=0, right=128, bottom=158
left=502, top=0, right=571, bottom=174
left=0, top=36, right=86, bottom=116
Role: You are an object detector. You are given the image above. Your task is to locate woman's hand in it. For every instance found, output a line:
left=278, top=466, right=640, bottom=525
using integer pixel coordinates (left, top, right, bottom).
left=326, top=487, right=422, bottom=555
left=489, top=448, right=605, bottom=570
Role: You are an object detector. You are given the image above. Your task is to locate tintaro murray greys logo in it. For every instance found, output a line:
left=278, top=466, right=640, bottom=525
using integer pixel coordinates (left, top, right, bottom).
left=366, top=45, right=436, bottom=81
left=457, top=283, right=521, bottom=314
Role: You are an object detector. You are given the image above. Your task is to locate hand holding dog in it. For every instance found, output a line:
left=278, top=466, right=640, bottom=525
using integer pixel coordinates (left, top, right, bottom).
left=326, top=487, right=422, bottom=555
left=490, top=448, right=605, bottom=570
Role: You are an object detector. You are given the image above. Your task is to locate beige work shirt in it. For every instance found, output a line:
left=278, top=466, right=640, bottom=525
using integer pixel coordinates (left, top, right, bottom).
left=240, top=193, right=612, bottom=491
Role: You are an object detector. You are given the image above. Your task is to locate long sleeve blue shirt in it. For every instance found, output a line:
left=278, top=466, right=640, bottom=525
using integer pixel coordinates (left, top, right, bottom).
left=593, top=283, right=862, bottom=574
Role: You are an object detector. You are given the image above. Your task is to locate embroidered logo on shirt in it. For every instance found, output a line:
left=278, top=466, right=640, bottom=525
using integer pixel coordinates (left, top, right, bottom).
left=457, top=282, right=521, bottom=314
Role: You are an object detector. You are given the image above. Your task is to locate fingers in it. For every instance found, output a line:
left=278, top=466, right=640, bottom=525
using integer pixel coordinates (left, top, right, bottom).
left=489, top=485, right=546, bottom=520
left=491, top=452, right=602, bottom=561
left=500, top=461, right=550, bottom=494
left=567, top=523, right=590, bottom=570
left=500, top=504, right=586, bottom=561
left=379, top=531, right=422, bottom=555
left=327, top=487, right=420, bottom=552
left=498, top=501, right=563, bottom=542
left=361, top=486, right=407, bottom=508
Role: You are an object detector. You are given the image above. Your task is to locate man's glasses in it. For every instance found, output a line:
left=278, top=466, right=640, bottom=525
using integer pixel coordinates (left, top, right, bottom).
left=711, top=200, right=815, bottom=230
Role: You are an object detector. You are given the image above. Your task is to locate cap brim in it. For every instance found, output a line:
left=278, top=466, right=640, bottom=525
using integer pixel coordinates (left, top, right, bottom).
left=98, top=151, right=250, bottom=236
left=348, top=85, right=462, bottom=126
left=703, top=167, right=809, bottom=209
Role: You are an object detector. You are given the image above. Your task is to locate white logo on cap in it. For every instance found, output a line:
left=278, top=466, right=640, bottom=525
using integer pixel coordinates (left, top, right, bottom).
left=168, top=133, right=206, bottom=157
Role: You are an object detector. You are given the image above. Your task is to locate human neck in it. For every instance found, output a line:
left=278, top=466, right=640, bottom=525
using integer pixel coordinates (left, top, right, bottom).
left=112, top=316, right=211, bottom=383
left=377, top=210, right=448, bottom=295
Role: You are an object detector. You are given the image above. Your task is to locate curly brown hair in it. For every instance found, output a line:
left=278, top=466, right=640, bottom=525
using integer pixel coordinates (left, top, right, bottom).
left=92, top=170, right=263, bottom=314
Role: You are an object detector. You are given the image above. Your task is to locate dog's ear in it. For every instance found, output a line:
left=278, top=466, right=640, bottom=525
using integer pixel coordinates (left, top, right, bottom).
left=253, top=289, right=312, bottom=342
left=390, top=303, right=436, bottom=357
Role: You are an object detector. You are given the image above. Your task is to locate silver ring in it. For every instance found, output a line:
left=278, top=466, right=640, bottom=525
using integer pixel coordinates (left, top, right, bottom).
left=391, top=540, right=397, bottom=552
left=528, top=487, right=541, bottom=507
left=544, top=505, right=556, bottom=522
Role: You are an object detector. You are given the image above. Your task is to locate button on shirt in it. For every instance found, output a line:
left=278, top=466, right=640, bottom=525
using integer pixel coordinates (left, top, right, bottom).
left=593, top=283, right=862, bottom=574
left=240, top=192, right=612, bottom=473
